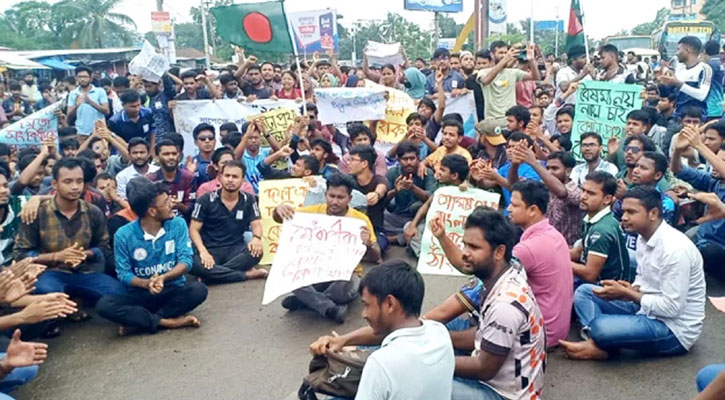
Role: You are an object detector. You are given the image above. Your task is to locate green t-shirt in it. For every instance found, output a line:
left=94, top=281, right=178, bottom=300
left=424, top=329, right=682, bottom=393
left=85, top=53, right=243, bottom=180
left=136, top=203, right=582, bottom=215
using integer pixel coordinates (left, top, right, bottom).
left=581, top=207, right=633, bottom=282
left=478, top=68, right=526, bottom=120
left=0, top=196, right=29, bottom=266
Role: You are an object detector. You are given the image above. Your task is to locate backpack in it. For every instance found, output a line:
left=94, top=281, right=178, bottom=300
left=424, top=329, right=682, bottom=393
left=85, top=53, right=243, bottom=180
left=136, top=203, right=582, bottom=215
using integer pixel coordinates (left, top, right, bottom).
left=298, top=349, right=372, bottom=400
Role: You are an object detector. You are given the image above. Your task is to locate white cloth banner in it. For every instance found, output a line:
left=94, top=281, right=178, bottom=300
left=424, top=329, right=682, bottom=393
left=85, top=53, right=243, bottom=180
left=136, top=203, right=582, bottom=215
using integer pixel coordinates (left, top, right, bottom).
left=365, top=41, right=405, bottom=67
left=442, top=93, right=478, bottom=139
left=314, top=88, right=387, bottom=124
left=417, top=187, right=501, bottom=276
left=129, top=41, right=169, bottom=83
left=262, top=212, right=367, bottom=305
left=172, top=98, right=299, bottom=157
left=0, top=101, right=61, bottom=147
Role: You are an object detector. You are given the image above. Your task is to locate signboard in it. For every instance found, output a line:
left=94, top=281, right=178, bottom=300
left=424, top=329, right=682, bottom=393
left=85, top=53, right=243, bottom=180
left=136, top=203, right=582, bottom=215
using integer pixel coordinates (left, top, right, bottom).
left=404, top=0, right=463, bottom=13
left=365, top=41, right=405, bottom=67
left=535, top=20, right=564, bottom=32
left=261, top=212, right=366, bottom=305
left=314, top=88, right=387, bottom=124
left=0, top=102, right=60, bottom=148
left=288, top=9, right=338, bottom=52
left=417, top=187, right=501, bottom=276
left=258, top=179, right=311, bottom=265
left=572, top=81, right=643, bottom=158
left=488, top=0, right=507, bottom=35
left=151, top=11, right=172, bottom=34
left=129, top=40, right=170, bottom=83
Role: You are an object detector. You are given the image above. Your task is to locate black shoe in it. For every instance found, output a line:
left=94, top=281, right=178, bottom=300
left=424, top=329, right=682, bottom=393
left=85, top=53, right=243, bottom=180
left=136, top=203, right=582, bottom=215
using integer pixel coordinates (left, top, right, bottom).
left=324, top=305, right=347, bottom=324
left=281, top=296, right=305, bottom=311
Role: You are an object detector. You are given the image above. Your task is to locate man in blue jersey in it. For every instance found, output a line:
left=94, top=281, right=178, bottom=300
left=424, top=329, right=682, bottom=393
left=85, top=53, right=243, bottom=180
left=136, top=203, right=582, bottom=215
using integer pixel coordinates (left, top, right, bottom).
left=96, top=177, right=208, bottom=335
left=660, top=36, right=713, bottom=121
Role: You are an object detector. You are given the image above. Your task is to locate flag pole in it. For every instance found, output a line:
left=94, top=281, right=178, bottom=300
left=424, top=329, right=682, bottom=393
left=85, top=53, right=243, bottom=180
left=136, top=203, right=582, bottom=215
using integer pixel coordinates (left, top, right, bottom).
left=581, top=0, right=590, bottom=60
left=282, top=0, right=307, bottom=115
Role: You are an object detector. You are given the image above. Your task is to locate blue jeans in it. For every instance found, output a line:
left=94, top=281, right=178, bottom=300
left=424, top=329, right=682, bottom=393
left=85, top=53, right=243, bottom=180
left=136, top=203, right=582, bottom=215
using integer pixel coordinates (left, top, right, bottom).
left=574, top=284, right=687, bottom=356
left=697, top=364, right=725, bottom=392
left=0, top=352, right=38, bottom=395
left=35, top=270, right=126, bottom=302
left=451, top=378, right=505, bottom=400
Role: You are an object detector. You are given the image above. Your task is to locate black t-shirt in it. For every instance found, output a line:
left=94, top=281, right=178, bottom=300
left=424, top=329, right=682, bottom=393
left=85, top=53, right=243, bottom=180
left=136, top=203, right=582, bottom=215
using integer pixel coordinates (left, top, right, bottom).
left=175, top=88, right=212, bottom=100
left=191, top=189, right=260, bottom=248
left=241, top=82, right=273, bottom=99
left=353, top=174, right=388, bottom=233
left=465, top=74, right=485, bottom=121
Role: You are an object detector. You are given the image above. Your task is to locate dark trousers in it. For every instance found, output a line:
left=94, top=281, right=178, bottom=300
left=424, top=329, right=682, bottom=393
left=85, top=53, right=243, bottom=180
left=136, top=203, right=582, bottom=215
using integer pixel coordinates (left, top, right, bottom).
left=701, top=242, right=725, bottom=281
left=293, top=275, right=360, bottom=317
left=96, top=281, right=208, bottom=333
left=190, top=243, right=261, bottom=284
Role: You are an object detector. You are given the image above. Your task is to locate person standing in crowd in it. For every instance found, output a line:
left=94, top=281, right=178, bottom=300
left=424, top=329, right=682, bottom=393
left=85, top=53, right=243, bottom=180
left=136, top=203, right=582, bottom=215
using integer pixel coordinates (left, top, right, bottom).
left=425, top=48, right=465, bottom=97
left=239, top=65, right=273, bottom=101
left=107, top=90, right=156, bottom=154
left=1, top=82, right=32, bottom=123
left=173, top=71, right=220, bottom=101
left=143, top=74, right=177, bottom=139
left=97, top=177, right=207, bottom=335
left=570, top=132, right=619, bottom=187
left=67, top=66, right=110, bottom=135
left=596, top=45, right=635, bottom=84
left=704, top=40, right=723, bottom=121
left=660, top=36, right=713, bottom=121
left=555, top=45, right=593, bottom=104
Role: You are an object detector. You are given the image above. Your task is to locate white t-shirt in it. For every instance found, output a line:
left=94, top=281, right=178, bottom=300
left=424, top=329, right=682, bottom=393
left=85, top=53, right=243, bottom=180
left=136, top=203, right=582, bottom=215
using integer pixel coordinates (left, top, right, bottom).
left=355, top=320, right=454, bottom=400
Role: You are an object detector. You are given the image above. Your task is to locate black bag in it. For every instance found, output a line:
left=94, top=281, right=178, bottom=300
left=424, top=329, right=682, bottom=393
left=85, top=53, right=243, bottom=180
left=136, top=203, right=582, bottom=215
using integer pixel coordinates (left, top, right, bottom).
left=298, top=349, right=372, bottom=400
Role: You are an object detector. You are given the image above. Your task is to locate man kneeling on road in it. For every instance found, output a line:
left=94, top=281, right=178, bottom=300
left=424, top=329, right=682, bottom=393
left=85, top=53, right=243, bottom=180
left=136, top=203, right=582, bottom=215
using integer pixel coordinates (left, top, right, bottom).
left=97, top=177, right=208, bottom=335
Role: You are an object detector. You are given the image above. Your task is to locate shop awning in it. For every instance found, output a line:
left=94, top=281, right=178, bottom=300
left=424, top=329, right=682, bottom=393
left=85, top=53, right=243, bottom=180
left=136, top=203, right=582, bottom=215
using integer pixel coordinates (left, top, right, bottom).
left=0, top=52, right=49, bottom=70
left=36, top=57, right=76, bottom=71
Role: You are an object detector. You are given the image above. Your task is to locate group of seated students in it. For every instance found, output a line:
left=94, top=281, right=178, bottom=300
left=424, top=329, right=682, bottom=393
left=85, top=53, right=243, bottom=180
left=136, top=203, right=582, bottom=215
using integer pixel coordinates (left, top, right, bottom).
left=1, top=36, right=725, bottom=399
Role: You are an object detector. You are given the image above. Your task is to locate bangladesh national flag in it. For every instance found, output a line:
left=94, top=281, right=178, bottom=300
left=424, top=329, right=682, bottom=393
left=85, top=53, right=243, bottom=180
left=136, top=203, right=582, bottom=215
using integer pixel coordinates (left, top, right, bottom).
left=211, top=1, right=294, bottom=53
left=565, top=0, right=585, bottom=54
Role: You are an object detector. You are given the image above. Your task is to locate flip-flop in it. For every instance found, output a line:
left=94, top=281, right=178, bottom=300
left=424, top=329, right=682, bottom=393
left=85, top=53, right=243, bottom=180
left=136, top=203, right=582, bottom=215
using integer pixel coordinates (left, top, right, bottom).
left=67, top=310, right=92, bottom=322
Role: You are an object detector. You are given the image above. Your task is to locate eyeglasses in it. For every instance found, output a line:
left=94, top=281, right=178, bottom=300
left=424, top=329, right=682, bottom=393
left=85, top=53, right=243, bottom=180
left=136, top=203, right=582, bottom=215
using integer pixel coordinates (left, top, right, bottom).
left=624, top=146, right=642, bottom=154
left=349, top=157, right=362, bottom=163
left=197, top=136, right=215, bottom=142
left=581, top=142, right=599, bottom=148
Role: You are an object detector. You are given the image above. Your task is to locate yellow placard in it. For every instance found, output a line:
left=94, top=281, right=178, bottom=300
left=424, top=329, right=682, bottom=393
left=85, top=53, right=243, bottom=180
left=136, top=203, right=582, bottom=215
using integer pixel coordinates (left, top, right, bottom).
left=258, top=178, right=311, bottom=265
left=364, top=80, right=417, bottom=145
left=248, top=107, right=297, bottom=169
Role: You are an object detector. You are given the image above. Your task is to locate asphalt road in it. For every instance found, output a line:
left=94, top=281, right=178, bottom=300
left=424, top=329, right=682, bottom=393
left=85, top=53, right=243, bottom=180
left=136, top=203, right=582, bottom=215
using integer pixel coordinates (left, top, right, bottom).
left=14, top=247, right=725, bottom=400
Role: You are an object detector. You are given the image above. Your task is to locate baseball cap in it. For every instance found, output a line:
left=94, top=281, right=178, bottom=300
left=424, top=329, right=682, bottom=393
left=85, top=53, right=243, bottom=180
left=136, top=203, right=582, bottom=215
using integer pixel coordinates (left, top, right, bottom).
left=475, top=119, right=507, bottom=146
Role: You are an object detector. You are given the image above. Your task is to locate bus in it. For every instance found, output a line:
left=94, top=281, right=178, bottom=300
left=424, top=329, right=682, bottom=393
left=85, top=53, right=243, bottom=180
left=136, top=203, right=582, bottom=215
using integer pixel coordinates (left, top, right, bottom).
left=603, top=35, right=654, bottom=51
left=653, top=20, right=721, bottom=60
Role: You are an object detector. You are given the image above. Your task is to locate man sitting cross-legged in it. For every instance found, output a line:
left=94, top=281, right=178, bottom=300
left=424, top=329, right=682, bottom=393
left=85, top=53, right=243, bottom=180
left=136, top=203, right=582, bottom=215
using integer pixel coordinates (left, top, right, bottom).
left=560, top=187, right=706, bottom=360
left=189, top=160, right=268, bottom=284
left=96, top=177, right=208, bottom=335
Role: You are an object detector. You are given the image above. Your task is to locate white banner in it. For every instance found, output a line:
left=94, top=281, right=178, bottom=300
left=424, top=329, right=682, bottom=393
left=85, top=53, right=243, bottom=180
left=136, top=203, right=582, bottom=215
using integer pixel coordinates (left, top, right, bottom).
left=443, top=93, right=478, bottom=138
left=129, top=40, right=169, bottom=83
left=172, top=98, right=299, bottom=157
left=314, top=88, right=387, bottom=124
left=365, top=41, right=405, bottom=67
left=262, top=212, right=367, bottom=305
left=418, top=187, right=501, bottom=276
left=0, top=101, right=61, bottom=147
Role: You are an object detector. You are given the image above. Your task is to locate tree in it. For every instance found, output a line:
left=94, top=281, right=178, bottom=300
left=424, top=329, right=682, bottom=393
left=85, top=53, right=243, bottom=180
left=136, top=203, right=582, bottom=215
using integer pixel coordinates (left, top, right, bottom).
left=56, top=0, right=137, bottom=48
left=631, top=8, right=670, bottom=35
left=702, top=0, right=725, bottom=32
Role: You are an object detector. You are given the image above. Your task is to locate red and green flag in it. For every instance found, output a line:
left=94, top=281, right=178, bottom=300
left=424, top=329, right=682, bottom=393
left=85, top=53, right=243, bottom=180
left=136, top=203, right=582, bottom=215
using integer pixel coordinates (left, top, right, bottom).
left=565, top=0, right=585, bottom=53
left=211, top=1, right=294, bottom=53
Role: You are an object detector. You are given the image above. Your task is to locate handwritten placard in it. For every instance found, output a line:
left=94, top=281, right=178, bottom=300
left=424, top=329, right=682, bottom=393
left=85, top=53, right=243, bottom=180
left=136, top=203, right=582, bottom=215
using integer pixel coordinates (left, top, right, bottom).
left=258, top=179, right=311, bottom=265
left=0, top=101, right=60, bottom=148
left=129, top=40, right=169, bottom=83
left=262, top=212, right=366, bottom=305
left=364, top=80, right=417, bottom=147
left=314, top=88, right=387, bottom=124
left=417, top=187, right=501, bottom=276
left=573, top=81, right=643, bottom=157
left=365, top=41, right=405, bottom=67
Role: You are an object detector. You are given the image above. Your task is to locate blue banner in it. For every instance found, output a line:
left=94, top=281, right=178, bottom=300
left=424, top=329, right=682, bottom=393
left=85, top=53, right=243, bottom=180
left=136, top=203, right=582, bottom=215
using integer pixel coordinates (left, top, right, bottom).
left=404, top=0, right=463, bottom=13
left=534, top=20, right=564, bottom=32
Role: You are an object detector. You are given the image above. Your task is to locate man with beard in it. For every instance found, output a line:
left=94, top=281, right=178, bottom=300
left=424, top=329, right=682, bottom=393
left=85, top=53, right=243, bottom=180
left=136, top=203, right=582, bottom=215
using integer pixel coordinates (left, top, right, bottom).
left=561, top=186, right=705, bottom=361
left=260, top=62, right=281, bottom=92
left=384, top=141, right=435, bottom=246
left=189, top=160, right=267, bottom=285
left=20, top=72, right=40, bottom=105
left=613, top=135, right=662, bottom=192
left=116, top=138, right=159, bottom=200
left=240, top=65, right=273, bottom=101
left=425, top=48, right=465, bottom=97
left=97, top=177, right=207, bottom=335
left=660, top=36, right=712, bottom=121
left=569, top=132, right=619, bottom=187
left=1, top=82, right=32, bottom=124
left=173, top=71, right=220, bottom=101
left=67, top=66, right=110, bottom=135
left=256, top=148, right=320, bottom=180
left=555, top=45, right=593, bottom=104
left=143, top=74, right=177, bottom=138
left=147, top=139, right=197, bottom=219
left=219, top=73, right=243, bottom=100
left=595, top=45, right=635, bottom=84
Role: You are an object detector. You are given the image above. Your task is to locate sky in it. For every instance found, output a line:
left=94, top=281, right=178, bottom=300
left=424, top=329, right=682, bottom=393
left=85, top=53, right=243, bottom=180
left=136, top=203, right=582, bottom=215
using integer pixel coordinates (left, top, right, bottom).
left=2, top=0, right=671, bottom=41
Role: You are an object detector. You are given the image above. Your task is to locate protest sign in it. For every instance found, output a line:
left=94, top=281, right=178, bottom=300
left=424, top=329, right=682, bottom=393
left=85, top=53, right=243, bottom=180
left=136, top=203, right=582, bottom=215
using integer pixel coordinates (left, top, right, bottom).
left=314, top=88, right=387, bottom=124
left=362, top=80, right=417, bottom=151
left=262, top=212, right=366, bottom=305
left=129, top=40, right=169, bottom=83
left=444, top=93, right=478, bottom=138
left=288, top=10, right=338, bottom=52
left=172, top=98, right=299, bottom=157
left=0, top=102, right=60, bottom=148
left=572, top=81, right=643, bottom=158
left=258, top=179, right=312, bottom=265
left=365, top=41, right=405, bottom=67
left=249, top=107, right=297, bottom=170
left=417, top=186, right=501, bottom=276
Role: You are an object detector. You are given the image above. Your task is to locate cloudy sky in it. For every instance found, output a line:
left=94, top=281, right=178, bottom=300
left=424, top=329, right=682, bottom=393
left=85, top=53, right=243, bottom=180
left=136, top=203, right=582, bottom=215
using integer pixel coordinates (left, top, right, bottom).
left=2, top=0, right=670, bottom=40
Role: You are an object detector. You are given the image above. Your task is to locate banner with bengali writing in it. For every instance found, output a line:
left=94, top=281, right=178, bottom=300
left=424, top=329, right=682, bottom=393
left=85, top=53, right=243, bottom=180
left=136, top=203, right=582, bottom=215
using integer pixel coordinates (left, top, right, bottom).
left=314, top=87, right=387, bottom=124
left=247, top=107, right=298, bottom=170
left=365, top=80, right=417, bottom=149
left=258, top=178, right=311, bottom=265
left=262, top=212, right=366, bottom=305
left=417, top=186, right=501, bottom=276
left=0, top=101, right=61, bottom=148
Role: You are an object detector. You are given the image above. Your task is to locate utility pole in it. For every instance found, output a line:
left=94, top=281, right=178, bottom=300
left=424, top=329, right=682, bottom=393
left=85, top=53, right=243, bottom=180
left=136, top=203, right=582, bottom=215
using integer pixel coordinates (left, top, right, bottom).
left=555, top=7, right=559, bottom=57
left=205, top=0, right=218, bottom=57
left=433, top=12, right=440, bottom=51
left=200, top=0, right=211, bottom=68
left=156, top=0, right=163, bottom=11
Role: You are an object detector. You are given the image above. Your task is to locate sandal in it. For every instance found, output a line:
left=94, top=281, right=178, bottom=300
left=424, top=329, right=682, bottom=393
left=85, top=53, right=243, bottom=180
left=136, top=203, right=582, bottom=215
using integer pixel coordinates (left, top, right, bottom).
left=67, top=310, right=92, bottom=322
left=42, top=326, right=61, bottom=339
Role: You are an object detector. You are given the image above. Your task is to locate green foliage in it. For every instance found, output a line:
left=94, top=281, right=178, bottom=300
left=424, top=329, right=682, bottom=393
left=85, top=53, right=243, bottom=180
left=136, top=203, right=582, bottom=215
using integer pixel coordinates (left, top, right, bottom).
left=631, top=8, right=670, bottom=35
left=337, top=13, right=432, bottom=63
left=702, top=0, right=725, bottom=32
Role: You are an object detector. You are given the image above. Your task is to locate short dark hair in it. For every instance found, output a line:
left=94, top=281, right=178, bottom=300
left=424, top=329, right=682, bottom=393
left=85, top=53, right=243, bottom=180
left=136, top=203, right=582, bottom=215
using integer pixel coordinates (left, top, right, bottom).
left=464, top=207, right=516, bottom=262
left=119, top=89, right=140, bottom=105
left=77, top=155, right=97, bottom=183
left=349, top=145, right=377, bottom=172
left=60, top=138, right=80, bottom=151
left=192, top=123, right=215, bottom=140
left=164, top=132, right=185, bottom=152
left=622, top=186, right=663, bottom=216
left=556, top=106, right=575, bottom=119
left=475, top=49, right=492, bottom=60
left=505, top=105, right=531, bottom=127
left=64, top=76, right=76, bottom=85
left=127, top=137, right=150, bottom=152
left=303, top=103, right=318, bottom=116
left=679, top=36, right=703, bottom=53
left=627, top=109, right=651, bottom=126
left=600, top=44, right=620, bottom=58
left=441, top=119, right=463, bottom=137
left=512, top=180, right=549, bottom=214
left=299, top=155, right=320, bottom=174
left=348, top=123, right=375, bottom=145
left=94, top=172, right=114, bottom=186
left=99, top=77, right=112, bottom=87
left=585, top=171, right=617, bottom=196
left=662, top=93, right=677, bottom=103
left=359, top=259, right=425, bottom=317
left=0, top=143, right=10, bottom=157
left=212, top=147, right=234, bottom=165
left=127, top=177, right=167, bottom=217
left=77, top=148, right=99, bottom=161
left=508, top=131, right=535, bottom=147
left=180, top=70, right=197, bottom=81
left=396, top=141, right=419, bottom=159
left=155, top=138, right=179, bottom=155
left=705, top=121, right=725, bottom=139
left=221, top=159, right=245, bottom=175
left=405, top=112, right=426, bottom=125
left=567, top=45, right=586, bottom=59
left=18, top=154, right=38, bottom=172
left=75, top=65, right=92, bottom=76
left=325, top=172, right=356, bottom=194
left=580, top=132, right=603, bottom=146
left=418, top=97, right=436, bottom=114
left=221, top=131, right=242, bottom=149
left=641, top=151, right=668, bottom=175
left=112, top=76, right=130, bottom=89
left=220, top=122, right=239, bottom=133
left=547, top=151, right=576, bottom=168
left=219, top=73, right=236, bottom=85
left=310, top=137, right=332, bottom=154
left=8, top=82, right=21, bottom=92
left=52, top=157, right=84, bottom=180
left=489, top=40, right=508, bottom=52
left=58, top=127, right=77, bottom=138
left=0, top=164, right=10, bottom=180
left=247, top=64, right=261, bottom=74
left=440, top=154, right=469, bottom=181
left=682, top=106, right=703, bottom=120
left=623, top=135, right=657, bottom=152
left=551, top=134, right=572, bottom=151
left=705, top=40, right=721, bottom=56
left=432, top=48, right=450, bottom=60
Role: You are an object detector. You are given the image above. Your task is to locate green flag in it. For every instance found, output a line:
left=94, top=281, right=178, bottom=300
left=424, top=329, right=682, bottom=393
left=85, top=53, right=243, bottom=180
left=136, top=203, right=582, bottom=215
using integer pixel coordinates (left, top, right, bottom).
left=211, top=1, right=294, bottom=53
left=565, top=0, right=585, bottom=53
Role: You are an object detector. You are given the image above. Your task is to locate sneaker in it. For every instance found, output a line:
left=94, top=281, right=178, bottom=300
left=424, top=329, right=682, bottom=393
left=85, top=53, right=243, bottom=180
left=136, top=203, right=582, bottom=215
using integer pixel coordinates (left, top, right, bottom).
left=281, top=296, right=305, bottom=311
left=324, top=304, right=348, bottom=324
